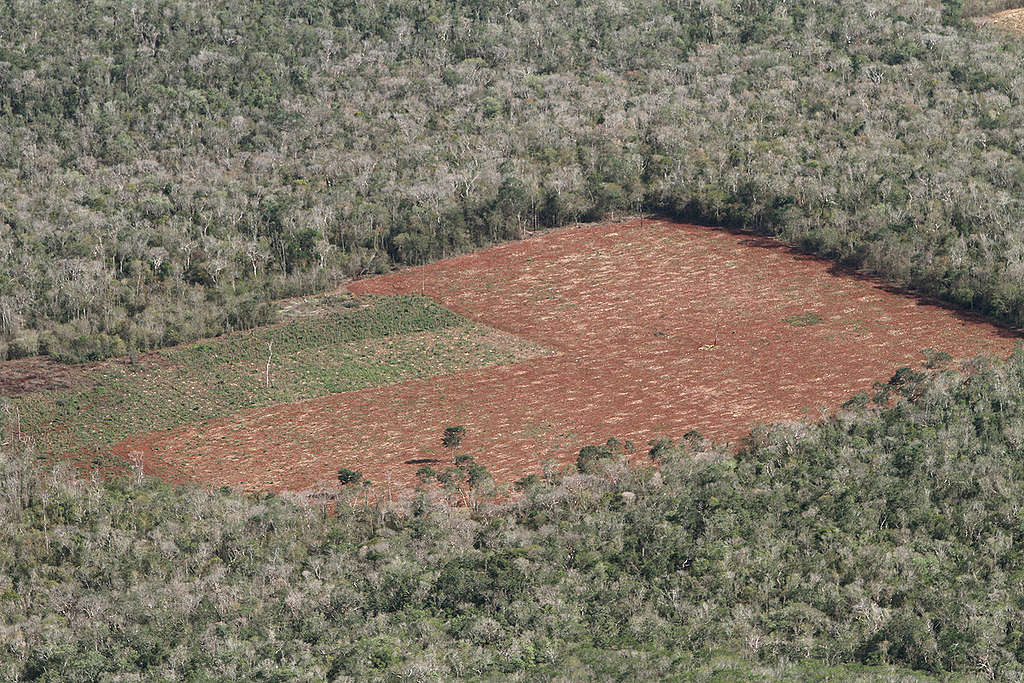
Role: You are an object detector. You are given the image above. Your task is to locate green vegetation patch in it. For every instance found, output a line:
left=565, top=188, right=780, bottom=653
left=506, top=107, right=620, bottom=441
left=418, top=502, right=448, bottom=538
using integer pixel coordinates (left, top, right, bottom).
left=785, top=311, right=824, bottom=327
left=9, top=295, right=550, bottom=467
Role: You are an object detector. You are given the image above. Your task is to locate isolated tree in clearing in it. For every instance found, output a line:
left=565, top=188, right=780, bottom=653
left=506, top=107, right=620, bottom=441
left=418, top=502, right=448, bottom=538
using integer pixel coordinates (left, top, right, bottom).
left=442, top=425, right=466, bottom=450
left=337, top=467, right=362, bottom=485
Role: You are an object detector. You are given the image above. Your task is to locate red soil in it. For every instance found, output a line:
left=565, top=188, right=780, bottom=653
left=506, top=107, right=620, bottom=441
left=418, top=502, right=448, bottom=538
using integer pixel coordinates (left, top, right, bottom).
left=114, top=220, right=1018, bottom=493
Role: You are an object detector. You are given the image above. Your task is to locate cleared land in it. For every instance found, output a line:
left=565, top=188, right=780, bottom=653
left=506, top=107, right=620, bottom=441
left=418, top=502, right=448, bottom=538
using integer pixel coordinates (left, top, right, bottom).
left=6, top=295, right=548, bottom=472
left=111, top=220, right=1018, bottom=493
left=980, top=8, right=1024, bottom=34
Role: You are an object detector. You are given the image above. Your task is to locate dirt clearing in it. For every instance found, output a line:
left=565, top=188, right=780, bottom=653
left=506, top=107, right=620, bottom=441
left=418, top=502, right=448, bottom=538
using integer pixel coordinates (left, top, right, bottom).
left=979, top=8, right=1024, bottom=34
left=114, top=220, right=1018, bottom=493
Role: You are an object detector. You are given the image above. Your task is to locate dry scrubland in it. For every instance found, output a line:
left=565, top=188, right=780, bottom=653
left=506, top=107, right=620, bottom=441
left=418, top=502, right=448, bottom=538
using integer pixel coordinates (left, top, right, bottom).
left=106, top=220, right=1019, bottom=493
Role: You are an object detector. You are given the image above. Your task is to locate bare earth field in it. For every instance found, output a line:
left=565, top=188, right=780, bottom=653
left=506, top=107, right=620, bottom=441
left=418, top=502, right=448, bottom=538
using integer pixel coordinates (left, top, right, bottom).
left=979, top=8, right=1024, bottom=35
left=109, top=220, right=1019, bottom=493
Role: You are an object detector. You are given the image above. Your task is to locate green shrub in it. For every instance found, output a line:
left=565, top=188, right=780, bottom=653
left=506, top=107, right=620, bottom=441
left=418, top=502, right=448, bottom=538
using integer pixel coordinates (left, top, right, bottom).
left=442, top=425, right=466, bottom=450
left=337, top=468, right=362, bottom=485
left=8, top=332, right=39, bottom=358
left=577, top=444, right=613, bottom=473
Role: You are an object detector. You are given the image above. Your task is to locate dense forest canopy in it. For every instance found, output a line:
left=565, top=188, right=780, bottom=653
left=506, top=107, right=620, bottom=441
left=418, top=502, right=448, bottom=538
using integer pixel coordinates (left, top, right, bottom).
left=1, top=0, right=1023, bottom=361
left=4, top=349, right=1024, bottom=678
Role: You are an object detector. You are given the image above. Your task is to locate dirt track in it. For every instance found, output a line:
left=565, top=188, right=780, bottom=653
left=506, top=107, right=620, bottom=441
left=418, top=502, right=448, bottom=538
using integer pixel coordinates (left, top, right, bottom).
left=114, top=220, right=1018, bottom=493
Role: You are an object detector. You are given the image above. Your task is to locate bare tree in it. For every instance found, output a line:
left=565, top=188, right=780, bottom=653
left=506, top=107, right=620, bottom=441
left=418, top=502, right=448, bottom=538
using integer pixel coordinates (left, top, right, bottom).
left=265, top=341, right=274, bottom=389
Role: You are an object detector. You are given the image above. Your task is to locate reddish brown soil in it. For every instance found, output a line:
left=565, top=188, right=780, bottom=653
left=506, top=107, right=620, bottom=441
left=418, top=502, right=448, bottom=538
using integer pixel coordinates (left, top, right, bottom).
left=114, top=220, right=1018, bottom=493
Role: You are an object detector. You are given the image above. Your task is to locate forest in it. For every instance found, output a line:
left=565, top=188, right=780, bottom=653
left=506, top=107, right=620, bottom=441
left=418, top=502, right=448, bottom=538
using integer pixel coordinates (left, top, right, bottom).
left=2, top=0, right=1024, bottom=361
left=5, top=349, right=1024, bottom=678
left=6, top=0, right=1024, bottom=677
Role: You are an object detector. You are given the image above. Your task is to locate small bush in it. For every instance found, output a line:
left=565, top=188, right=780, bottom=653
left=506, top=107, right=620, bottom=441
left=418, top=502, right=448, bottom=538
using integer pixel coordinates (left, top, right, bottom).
left=8, top=332, right=39, bottom=358
left=785, top=312, right=823, bottom=327
left=337, top=468, right=362, bottom=485
left=577, top=444, right=613, bottom=473
left=442, top=425, right=466, bottom=450
left=921, top=348, right=953, bottom=369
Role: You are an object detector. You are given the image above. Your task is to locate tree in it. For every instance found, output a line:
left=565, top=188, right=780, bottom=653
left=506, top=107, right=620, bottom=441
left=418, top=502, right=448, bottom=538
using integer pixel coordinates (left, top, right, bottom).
left=576, top=444, right=613, bottom=473
left=442, top=425, right=466, bottom=450
left=337, top=467, right=362, bottom=485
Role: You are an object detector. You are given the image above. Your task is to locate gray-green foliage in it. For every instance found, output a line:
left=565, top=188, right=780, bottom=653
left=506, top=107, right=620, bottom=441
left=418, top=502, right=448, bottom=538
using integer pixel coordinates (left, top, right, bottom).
left=7, top=349, right=1024, bottom=678
left=1, top=0, right=1024, bottom=360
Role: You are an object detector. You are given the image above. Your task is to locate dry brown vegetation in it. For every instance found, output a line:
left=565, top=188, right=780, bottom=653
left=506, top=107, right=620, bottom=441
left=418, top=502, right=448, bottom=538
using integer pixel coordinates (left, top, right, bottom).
left=978, top=7, right=1024, bottom=33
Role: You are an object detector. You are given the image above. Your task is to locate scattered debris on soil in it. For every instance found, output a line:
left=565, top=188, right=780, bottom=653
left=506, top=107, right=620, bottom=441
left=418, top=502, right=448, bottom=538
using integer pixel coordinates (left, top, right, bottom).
left=0, top=354, right=174, bottom=399
left=0, top=357, right=93, bottom=397
left=113, top=220, right=1019, bottom=494
left=978, top=8, right=1024, bottom=35
left=276, top=290, right=362, bottom=321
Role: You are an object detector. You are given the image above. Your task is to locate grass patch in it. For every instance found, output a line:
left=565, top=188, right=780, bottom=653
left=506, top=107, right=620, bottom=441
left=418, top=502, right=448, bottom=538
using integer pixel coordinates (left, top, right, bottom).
left=785, top=311, right=824, bottom=327
left=10, top=295, right=550, bottom=468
